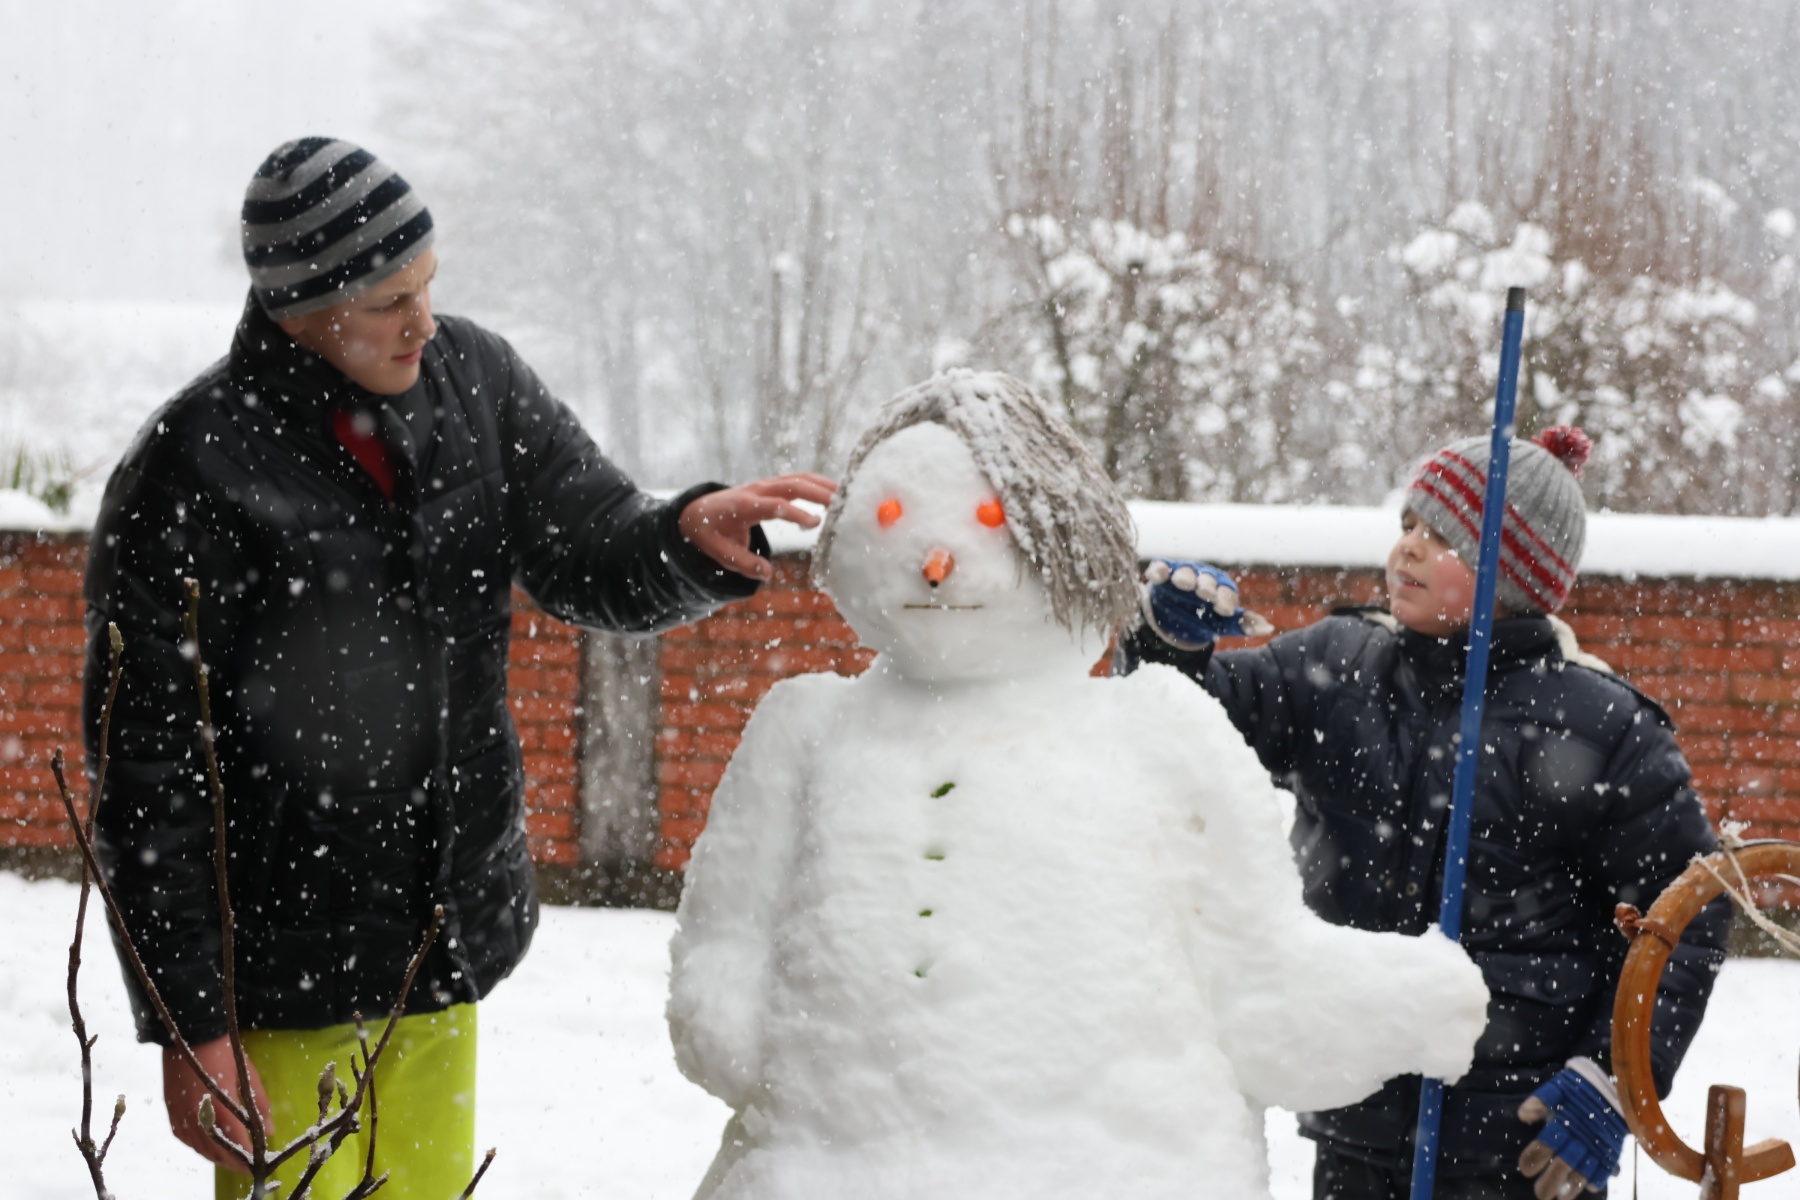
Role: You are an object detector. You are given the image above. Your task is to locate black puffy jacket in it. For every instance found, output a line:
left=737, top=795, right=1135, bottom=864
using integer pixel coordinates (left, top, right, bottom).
left=85, top=298, right=760, bottom=1046
left=1122, top=610, right=1727, bottom=1174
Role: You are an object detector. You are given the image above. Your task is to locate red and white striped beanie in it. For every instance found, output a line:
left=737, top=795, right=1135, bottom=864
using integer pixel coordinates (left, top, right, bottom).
left=1404, top=426, right=1593, bottom=614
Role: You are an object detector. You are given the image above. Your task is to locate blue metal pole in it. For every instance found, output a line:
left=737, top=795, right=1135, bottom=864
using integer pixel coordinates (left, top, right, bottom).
left=1408, top=286, right=1527, bottom=1200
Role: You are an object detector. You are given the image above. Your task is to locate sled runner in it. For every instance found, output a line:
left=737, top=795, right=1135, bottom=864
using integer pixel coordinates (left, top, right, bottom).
left=1613, top=840, right=1800, bottom=1199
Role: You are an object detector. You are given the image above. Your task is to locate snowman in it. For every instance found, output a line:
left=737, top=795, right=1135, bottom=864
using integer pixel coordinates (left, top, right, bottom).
left=667, top=371, right=1488, bottom=1199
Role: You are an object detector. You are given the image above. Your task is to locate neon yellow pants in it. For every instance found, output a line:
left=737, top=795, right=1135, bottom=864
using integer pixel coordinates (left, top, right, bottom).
left=213, top=1004, right=477, bottom=1200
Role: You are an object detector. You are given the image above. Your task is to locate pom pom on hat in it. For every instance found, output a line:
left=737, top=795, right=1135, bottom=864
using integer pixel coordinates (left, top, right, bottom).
left=1535, top=425, right=1593, bottom=479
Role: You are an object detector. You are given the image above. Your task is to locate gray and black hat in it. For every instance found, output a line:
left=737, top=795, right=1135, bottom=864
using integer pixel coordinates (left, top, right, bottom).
left=242, top=137, right=435, bottom=321
left=1404, top=425, right=1593, bottom=614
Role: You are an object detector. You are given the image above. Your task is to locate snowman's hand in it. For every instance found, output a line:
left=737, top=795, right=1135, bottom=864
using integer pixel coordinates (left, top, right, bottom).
left=1141, top=560, right=1273, bottom=648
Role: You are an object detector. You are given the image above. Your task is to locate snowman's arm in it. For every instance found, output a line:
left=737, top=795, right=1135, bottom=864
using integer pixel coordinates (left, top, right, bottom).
left=667, top=678, right=820, bottom=1109
left=1139, top=675, right=1488, bottom=1113
left=1203, top=880, right=1489, bottom=1112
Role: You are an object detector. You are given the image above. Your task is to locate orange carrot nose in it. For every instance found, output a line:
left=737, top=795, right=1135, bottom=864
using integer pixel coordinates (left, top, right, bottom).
left=922, top=547, right=955, bottom=586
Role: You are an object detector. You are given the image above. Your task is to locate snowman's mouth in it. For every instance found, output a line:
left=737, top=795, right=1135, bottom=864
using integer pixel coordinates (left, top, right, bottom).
left=902, top=603, right=985, bottom=611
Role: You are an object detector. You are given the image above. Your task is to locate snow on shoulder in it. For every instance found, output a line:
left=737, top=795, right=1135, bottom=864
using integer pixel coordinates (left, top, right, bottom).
left=668, top=373, right=1489, bottom=1200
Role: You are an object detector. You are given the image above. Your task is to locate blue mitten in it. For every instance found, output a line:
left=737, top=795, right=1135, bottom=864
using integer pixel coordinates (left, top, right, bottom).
left=1140, top=559, right=1272, bottom=648
left=1518, top=1057, right=1627, bottom=1194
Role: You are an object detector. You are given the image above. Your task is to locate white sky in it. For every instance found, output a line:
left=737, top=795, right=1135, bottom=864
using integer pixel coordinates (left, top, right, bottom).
left=1, top=1, right=430, bottom=304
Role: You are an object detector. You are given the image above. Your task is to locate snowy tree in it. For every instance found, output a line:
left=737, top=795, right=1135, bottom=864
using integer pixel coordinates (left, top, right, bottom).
left=995, top=213, right=1323, bottom=502
left=1393, top=202, right=1792, bottom=514
left=384, top=0, right=1800, bottom=511
left=391, top=0, right=1004, bottom=482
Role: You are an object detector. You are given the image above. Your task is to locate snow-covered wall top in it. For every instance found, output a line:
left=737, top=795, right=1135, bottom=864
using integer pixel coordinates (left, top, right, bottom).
left=8, top=489, right=1794, bottom=582
left=764, top=500, right=1800, bottom=583
left=0, top=491, right=84, bottom=535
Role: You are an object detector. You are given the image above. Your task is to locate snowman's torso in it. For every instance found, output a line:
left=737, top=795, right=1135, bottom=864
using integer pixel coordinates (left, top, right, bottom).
left=672, top=409, right=1488, bottom=1200
left=754, top=669, right=1248, bottom=1160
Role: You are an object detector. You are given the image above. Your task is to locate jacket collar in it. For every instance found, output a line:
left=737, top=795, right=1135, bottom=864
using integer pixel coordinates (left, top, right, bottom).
left=229, top=292, right=369, bottom=414
left=1399, top=615, right=1560, bottom=691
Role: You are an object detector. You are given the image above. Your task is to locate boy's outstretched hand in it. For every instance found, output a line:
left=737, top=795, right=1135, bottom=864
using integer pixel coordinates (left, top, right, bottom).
left=679, top=473, right=838, bottom=581
left=1141, top=559, right=1274, bottom=648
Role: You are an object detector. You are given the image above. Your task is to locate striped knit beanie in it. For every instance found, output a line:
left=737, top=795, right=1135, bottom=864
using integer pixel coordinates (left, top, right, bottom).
left=241, top=137, right=435, bottom=321
left=1404, top=426, right=1593, bottom=614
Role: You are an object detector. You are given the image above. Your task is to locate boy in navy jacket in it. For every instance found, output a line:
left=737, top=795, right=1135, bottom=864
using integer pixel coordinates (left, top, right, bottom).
left=1120, top=428, right=1726, bottom=1200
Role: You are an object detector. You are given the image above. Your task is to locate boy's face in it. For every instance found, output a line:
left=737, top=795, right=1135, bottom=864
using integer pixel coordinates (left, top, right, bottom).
left=276, top=248, right=439, bottom=395
left=1387, top=509, right=1480, bottom=637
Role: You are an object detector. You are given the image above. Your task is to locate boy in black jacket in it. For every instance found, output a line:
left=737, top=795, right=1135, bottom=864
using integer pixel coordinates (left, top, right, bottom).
left=84, top=137, right=833, bottom=1196
left=1119, top=427, right=1726, bottom=1200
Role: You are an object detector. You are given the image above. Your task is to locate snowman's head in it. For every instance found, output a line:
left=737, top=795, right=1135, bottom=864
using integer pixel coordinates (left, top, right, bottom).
left=814, top=371, right=1138, bottom=684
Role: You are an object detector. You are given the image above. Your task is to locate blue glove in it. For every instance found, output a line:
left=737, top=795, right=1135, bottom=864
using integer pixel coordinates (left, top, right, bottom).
left=1140, top=559, right=1272, bottom=648
left=1518, top=1057, right=1627, bottom=1196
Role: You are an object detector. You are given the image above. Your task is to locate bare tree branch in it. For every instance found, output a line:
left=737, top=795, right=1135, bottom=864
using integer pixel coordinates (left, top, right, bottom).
left=63, top=592, right=457, bottom=1197
left=64, top=621, right=125, bottom=1198
left=460, top=1148, right=498, bottom=1199
left=181, top=576, right=269, bottom=1175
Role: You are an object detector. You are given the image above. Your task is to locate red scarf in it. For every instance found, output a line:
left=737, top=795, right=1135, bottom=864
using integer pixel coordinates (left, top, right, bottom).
left=332, top=407, right=397, bottom=500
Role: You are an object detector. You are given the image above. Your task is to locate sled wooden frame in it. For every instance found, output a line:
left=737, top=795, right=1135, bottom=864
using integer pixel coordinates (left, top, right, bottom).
left=1612, top=841, right=1799, bottom=1198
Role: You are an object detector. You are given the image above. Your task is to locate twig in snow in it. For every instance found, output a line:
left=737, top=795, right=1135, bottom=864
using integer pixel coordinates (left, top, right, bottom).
left=182, top=576, right=272, bottom=1181
left=460, top=1148, right=498, bottom=1199
left=63, top=621, right=125, bottom=1199
left=62, top=586, right=455, bottom=1198
left=274, top=907, right=444, bottom=1185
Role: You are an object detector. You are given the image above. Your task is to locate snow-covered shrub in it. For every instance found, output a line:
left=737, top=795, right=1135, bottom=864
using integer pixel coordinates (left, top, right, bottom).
left=999, top=213, right=1324, bottom=502
left=1390, top=203, right=1785, bottom=514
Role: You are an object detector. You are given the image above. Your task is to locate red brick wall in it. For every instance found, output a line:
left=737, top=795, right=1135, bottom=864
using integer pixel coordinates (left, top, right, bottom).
left=0, top=533, right=584, bottom=868
left=653, top=558, right=875, bottom=870
left=651, top=560, right=1800, bottom=870
left=1560, top=578, right=1800, bottom=840
left=8, top=536, right=1799, bottom=881
left=0, top=536, right=86, bottom=845
left=508, top=603, right=584, bottom=867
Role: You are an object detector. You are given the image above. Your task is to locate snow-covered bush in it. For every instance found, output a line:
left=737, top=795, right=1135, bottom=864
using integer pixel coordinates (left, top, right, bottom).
left=1391, top=203, right=1787, bottom=514
left=999, top=213, right=1324, bottom=502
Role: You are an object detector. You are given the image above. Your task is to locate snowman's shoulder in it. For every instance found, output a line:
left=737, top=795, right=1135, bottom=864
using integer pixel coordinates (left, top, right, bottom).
left=761, top=668, right=859, bottom=704
left=1095, top=666, right=1275, bottom=797
left=740, top=669, right=860, bottom=740
left=1103, top=662, right=1240, bottom=736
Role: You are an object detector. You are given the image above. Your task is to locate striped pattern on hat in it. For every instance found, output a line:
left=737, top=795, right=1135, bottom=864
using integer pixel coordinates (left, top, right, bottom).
left=242, top=137, right=435, bottom=321
left=1404, top=429, right=1589, bottom=614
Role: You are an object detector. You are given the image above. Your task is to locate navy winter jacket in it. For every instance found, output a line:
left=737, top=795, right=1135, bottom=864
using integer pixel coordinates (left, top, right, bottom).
left=1121, top=610, right=1727, bottom=1174
left=85, top=298, right=761, bottom=1046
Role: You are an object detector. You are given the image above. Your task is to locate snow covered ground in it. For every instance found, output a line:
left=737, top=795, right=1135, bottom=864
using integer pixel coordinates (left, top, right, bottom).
left=4, top=870, right=1795, bottom=1198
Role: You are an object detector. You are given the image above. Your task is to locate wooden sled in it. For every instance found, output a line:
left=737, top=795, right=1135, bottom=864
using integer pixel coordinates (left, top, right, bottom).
left=1612, top=841, right=1800, bottom=1199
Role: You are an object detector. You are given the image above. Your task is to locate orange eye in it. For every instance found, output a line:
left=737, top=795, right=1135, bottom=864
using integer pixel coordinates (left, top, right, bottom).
left=976, top=498, right=1005, bottom=528
left=877, top=498, right=904, bottom=528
